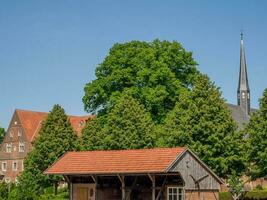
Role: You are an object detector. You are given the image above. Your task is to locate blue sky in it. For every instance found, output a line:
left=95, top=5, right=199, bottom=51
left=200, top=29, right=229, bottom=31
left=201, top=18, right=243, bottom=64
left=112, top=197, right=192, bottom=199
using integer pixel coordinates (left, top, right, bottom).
left=1, top=0, right=267, bottom=129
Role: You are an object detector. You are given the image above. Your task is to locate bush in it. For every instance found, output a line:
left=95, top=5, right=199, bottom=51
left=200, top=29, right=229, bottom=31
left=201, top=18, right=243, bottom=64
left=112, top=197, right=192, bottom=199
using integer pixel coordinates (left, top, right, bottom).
left=219, top=192, right=233, bottom=200
left=255, top=185, right=264, bottom=190
left=0, top=182, right=9, bottom=200
left=220, top=190, right=267, bottom=200
left=37, top=186, right=69, bottom=200
left=245, top=190, right=267, bottom=200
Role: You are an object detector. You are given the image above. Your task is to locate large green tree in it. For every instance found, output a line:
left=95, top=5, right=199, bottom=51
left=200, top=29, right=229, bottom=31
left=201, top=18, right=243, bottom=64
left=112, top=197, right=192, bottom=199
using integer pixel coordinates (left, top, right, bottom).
left=17, top=105, right=78, bottom=199
left=0, top=126, right=5, bottom=143
left=83, top=39, right=199, bottom=123
left=246, top=89, right=267, bottom=179
left=157, top=75, right=246, bottom=177
left=81, top=94, right=155, bottom=150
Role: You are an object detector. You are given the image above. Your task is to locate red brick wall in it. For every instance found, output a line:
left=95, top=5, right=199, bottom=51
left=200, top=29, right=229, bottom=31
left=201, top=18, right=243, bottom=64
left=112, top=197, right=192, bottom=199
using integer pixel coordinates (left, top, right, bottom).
left=0, top=112, right=31, bottom=181
left=185, top=191, right=219, bottom=200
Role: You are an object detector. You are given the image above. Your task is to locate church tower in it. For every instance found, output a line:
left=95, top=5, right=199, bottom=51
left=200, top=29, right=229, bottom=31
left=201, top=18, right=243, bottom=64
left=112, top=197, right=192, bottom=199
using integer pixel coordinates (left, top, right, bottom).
left=237, top=33, right=250, bottom=115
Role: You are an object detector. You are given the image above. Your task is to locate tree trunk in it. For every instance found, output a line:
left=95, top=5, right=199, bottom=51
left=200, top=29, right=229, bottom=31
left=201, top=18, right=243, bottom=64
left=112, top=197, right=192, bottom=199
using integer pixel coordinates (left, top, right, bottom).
left=54, top=182, right=58, bottom=195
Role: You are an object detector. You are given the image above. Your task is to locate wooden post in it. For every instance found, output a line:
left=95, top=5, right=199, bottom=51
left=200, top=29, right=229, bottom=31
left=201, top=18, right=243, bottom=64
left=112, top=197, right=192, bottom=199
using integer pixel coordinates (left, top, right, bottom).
left=91, top=175, right=98, bottom=200
left=148, top=174, right=156, bottom=200
left=118, top=175, right=125, bottom=200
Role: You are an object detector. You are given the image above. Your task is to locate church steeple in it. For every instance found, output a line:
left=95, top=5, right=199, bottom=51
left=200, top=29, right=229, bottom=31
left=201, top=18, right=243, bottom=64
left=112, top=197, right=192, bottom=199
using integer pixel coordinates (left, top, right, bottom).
left=237, top=33, right=250, bottom=115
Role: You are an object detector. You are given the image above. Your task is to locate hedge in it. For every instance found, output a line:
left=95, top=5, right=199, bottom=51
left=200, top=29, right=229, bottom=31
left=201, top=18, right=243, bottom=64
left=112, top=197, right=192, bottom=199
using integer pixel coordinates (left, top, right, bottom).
left=219, top=190, right=267, bottom=200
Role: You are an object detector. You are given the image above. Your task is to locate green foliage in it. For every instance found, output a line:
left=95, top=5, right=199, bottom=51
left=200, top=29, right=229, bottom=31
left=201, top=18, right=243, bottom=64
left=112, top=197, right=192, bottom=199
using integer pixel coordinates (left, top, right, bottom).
left=81, top=94, right=155, bottom=150
left=219, top=192, right=233, bottom=200
left=0, top=182, right=9, bottom=200
left=220, top=191, right=267, bottom=200
left=255, top=185, right=264, bottom=190
left=227, top=173, right=246, bottom=200
left=83, top=39, right=199, bottom=123
left=245, top=189, right=267, bottom=200
left=17, top=104, right=78, bottom=198
left=245, top=88, right=267, bottom=179
left=0, top=126, right=5, bottom=143
left=37, top=186, right=69, bottom=200
left=157, top=75, right=246, bottom=177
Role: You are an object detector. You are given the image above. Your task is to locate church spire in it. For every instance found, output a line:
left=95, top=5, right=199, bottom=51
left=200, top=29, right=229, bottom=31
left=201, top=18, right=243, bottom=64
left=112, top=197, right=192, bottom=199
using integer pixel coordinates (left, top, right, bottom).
left=237, top=32, right=250, bottom=115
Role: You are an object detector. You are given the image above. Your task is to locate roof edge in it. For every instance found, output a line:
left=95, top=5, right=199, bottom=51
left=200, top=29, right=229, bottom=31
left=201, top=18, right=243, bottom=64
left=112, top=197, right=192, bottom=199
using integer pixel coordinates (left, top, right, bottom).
left=166, top=148, right=224, bottom=184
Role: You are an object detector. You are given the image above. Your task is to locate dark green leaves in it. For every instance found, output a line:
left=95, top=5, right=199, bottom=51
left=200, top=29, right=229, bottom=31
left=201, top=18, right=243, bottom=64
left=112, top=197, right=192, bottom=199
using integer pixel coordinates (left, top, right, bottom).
left=157, top=75, right=246, bottom=177
left=246, top=89, right=267, bottom=179
left=81, top=94, right=155, bottom=150
left=18, top=105, right=78, bottom=198
left=83, top=39, right=198, bottom=123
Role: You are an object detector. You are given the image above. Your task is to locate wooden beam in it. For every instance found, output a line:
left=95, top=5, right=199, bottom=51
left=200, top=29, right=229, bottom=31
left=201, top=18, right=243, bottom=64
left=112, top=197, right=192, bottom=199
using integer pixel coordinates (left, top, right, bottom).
left=148, top=174, right=156, bottom=200
left=63, top=175, right=70, bottom=184
left=91, top=175, right=97, bottom=183
left=155, top=176, right=167, bottom=200
left=125, top=176, right=138, bottom=200
left=117, top=175, right=125, bottom=200
left=213, top=191, right=218, bottom=200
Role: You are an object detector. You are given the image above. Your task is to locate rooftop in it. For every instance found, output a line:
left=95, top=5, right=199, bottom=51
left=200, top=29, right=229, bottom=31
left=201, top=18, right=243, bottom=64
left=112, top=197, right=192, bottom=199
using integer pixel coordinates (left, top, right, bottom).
left=45, top=147, right=186, bottom=175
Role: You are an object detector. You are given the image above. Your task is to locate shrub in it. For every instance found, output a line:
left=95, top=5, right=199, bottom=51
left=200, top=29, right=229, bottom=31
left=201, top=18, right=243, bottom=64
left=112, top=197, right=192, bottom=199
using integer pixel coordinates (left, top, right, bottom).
left=0, top=182, right=9, bottom=200
left=220, top=190, right=267, bottom=200
left=219, top=192, right=233, bottom=200
left=255, top=185, right=264, bottom=190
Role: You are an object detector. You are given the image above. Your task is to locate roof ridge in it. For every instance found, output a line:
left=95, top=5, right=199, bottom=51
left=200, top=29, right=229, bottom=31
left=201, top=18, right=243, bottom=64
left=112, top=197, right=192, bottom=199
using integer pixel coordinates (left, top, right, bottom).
left=16, top=109, right=48, bottom=115
left=72, top=147, right=185, bottom=154
left=15, top=108, right=93, bottom=118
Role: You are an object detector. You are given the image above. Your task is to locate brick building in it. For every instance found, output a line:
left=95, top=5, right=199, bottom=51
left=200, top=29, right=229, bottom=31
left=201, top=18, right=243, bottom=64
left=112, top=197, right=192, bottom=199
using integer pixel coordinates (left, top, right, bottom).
left=0, top=109, right=93, bottom=182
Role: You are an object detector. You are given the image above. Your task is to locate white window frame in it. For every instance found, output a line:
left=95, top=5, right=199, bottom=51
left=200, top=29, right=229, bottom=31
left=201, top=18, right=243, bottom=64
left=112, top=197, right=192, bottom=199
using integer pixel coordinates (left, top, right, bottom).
left=9, top=131, right=13, bottom=137
left=19, top=142, right=25, bottom=152
left=12, top=161, right=17, bottom=171
left=2, top=162, right=7, bottom=172
left=6, top=143, right=12, bottom=153
left=167, top=186, right=185, bottom=200
left=21, top=161, right=24, bottom=171
left=18, top=129, right=22, bottom=137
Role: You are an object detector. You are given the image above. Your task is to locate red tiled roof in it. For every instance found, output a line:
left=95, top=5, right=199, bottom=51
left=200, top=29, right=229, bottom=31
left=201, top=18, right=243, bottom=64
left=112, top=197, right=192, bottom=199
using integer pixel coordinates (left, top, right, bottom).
left=45, top=147, right=186, bottom=175
left=16, top=109, right=94, bottom=142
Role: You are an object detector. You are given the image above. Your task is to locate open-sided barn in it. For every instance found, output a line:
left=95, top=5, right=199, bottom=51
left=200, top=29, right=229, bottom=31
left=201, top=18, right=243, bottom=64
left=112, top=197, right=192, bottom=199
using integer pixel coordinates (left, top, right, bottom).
left=45, top=147, right=223, bottom=200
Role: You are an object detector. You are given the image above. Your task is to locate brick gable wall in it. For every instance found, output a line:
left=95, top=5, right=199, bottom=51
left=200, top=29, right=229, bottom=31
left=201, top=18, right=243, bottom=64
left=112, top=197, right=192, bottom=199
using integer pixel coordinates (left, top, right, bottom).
left=0, top=111, right=31, bottom=182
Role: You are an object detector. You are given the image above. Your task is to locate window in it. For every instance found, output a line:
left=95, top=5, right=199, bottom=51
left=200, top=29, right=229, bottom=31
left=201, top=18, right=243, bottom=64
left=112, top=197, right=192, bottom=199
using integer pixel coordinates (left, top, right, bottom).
left=12, top=161, right=17, bottom=171
left=242, top=92, right=246, bottom=99
left=19, top=142, right=25, bottom=152
left=167, top=187, right=184, bottom=200
left=6, top=143, right=12, bottom=153
left=18, top=129, right=22, bottom=137
left=9, top=131, right=13, bottom=137
left=2, top=162, right=7, bottom=171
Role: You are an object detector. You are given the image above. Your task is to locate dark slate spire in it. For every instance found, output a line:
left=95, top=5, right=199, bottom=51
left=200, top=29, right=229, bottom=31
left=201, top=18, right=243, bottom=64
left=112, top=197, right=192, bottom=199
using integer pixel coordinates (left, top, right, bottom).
left=237, top=33, right=250, bottom=115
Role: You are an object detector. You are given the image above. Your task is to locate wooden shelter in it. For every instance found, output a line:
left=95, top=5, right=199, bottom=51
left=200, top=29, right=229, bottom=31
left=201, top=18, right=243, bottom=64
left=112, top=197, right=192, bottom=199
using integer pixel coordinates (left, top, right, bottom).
left=45, top=147, right=223, bottom=200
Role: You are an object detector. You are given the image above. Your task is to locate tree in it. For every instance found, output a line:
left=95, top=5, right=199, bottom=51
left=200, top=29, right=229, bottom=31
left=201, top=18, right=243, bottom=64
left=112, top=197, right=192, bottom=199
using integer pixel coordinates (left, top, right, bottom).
left=227, top=173, right=247, bottom=200
left=17, top=105, right=78, bottom=199
left=246, top=89, right=267, bottom=179
left=83, top=39, right=199, bottom=123
left=0, top=126, right=5, bottom=143
left=157, top=75, right=246, bottom=177
left=81, top=94, right=155, bottom=150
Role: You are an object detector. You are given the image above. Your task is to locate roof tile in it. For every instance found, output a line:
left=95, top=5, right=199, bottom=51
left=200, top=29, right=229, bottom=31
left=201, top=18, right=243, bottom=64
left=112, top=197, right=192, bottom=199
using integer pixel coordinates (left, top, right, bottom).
left=16, top=109, right=93, bottom=141
left=45, top=147, right=185, bottom=175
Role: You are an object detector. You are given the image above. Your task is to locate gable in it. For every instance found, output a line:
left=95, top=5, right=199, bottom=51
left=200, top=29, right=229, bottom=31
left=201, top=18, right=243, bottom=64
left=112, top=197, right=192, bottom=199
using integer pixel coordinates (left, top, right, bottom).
left=168, top=150, right=222, bottom=190
left=16, top=109, right=94, bottom=142
left=0, top=111, right=29, bottom=159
